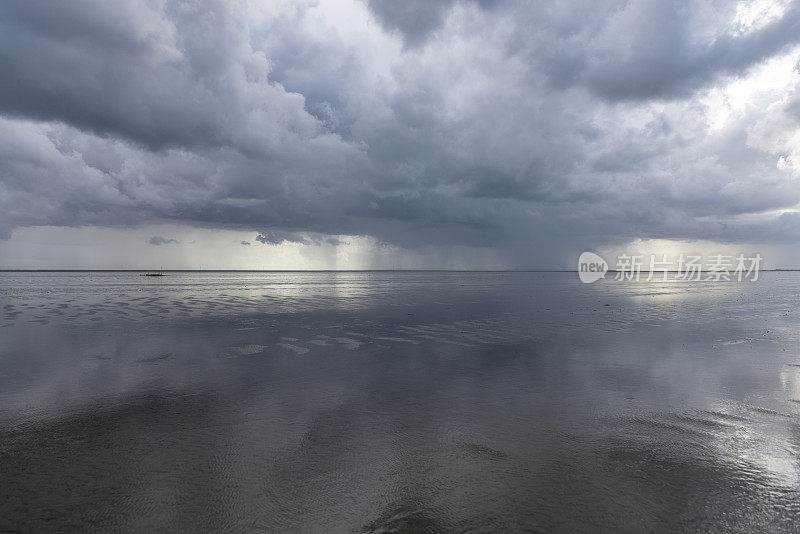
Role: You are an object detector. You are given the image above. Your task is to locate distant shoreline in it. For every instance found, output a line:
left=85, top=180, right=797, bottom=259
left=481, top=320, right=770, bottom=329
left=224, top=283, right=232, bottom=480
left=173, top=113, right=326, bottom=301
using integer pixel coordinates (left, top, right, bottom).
left=1, top=269, right=799, bottom=273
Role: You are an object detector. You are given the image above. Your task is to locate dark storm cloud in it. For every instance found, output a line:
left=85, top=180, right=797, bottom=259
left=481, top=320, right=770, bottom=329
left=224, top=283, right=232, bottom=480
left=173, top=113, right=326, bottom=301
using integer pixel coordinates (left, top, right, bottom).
left=0, top=1, right=213, bottom=149
left=364, top=0, right=503, bottom=46
left=255, top=232, right=312, bottom=246
left=254, top=231, right=344, bottom=247
left=148, top=236, right=178, bottom=246
left=0, top=0, right=799, bottom=267
left=0, top=0, right=345, bottom=155
left=365, top=0, right=456, bottom=46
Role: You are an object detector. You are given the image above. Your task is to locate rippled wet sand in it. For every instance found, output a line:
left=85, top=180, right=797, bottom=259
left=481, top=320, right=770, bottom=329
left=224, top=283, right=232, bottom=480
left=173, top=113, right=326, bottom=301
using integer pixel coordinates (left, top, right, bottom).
left=2, top=271, right=800, bottom=531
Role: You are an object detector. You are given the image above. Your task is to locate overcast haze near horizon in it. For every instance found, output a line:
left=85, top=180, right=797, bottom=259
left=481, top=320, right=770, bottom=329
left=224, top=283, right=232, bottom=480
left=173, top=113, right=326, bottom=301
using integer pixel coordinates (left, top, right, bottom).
left=1, top=0, right=800, bottom=269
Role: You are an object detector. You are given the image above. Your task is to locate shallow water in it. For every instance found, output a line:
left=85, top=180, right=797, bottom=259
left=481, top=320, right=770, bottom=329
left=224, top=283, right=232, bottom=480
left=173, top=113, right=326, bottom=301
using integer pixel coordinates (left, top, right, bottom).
left=2, top=271, right=800, bottom=531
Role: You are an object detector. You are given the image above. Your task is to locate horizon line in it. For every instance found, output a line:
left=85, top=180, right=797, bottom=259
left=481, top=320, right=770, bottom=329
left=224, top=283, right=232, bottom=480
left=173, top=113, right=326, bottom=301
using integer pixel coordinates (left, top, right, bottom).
left=2, top=269, right=799, bottom=273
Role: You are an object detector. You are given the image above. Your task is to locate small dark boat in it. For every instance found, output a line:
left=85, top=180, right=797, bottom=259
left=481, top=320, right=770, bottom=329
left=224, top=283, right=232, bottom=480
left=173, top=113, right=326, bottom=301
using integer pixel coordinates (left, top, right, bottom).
left=144, top=273, right=164, bottom=277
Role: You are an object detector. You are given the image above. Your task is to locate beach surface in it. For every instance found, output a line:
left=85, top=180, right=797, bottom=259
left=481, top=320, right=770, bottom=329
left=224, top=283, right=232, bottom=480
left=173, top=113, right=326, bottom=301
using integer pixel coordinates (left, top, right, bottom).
left=2, top=271, right=800, bottom=531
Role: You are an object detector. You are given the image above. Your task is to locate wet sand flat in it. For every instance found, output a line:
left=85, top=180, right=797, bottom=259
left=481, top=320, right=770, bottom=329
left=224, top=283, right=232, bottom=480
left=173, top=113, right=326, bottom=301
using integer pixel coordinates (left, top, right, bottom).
left=2, top=271, right=800, bottom=531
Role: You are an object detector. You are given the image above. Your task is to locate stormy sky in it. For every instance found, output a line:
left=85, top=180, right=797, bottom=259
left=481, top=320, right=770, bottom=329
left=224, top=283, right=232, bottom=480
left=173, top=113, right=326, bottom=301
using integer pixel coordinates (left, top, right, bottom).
left=1, top=0, right=800, bottom=269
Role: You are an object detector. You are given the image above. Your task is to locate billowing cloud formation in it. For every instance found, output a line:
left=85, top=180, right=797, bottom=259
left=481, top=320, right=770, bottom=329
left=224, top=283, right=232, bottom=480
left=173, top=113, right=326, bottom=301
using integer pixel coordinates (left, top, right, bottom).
left=1, top=0, right=799, bottom=267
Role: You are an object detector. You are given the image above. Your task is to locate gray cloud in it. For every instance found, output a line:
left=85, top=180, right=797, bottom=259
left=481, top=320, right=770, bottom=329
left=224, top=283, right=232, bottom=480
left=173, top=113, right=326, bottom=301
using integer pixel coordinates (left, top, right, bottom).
left=364, top=0, right=457, bottom=46
left=578, top=0, right=800, bottom=101
left=148, top=236, right=179, bottom=246
left=255, top=231, right=311, bottom=246
left=364, top=0, right=503, bottom=46
left=254, top=231, right=344, bottom=247
left=0, top=0, right=799, bottom=267
left=361, top=0, right=800, bottom=100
